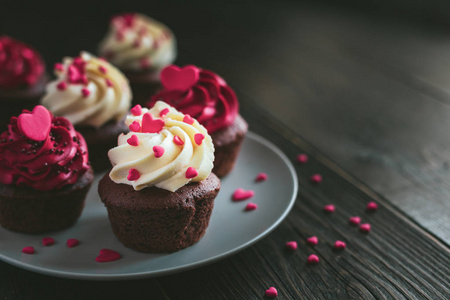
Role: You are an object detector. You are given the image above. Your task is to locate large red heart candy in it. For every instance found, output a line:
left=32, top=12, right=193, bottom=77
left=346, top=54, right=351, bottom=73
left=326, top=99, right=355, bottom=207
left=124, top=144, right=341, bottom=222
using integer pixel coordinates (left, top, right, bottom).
left=95, top=248, right=121, bottom=263
left=142, top=113, right=164, bottom=133
left=17, top=105, right=51, bottom=141
left=161, top=65, right=200, bottom=92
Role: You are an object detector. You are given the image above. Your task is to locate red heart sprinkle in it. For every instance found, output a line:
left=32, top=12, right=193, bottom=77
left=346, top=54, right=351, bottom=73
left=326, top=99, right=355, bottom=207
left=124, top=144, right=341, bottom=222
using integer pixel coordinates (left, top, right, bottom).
left=265, top=287, right=278, bottom=298
left=42, top=237, right=55, bottom=246
left=173, top=135, right=184, bottom=145
left=296, top=153, right=308, bottom=164
left=310, top=174, right=322, bottom=184
left=349, top=216, right=361, bottom=225
left=185, top=167, right=198, bottom=179
left=285, top=241, right=298, bottom=250
left=142, top=113, right=164, bottom=133
left=153, top=145, right=164, bottom=158
left=127, top=134, right=139, bottom=146
left=183, top=114, right=194, bottom=125
left=18, top=105, right=51, bottom=141
left=232, top=188, right=255, bottom=201
left=307, top=254, right=319, bottom=264
left=306, top=236, right=318, bottom=246
left=194, top=133, right=205, bottom=145
left=255, top=172, right=268, bottom=182
left=323, top=204, right=335, bottom=213
left=245, top=202, right=258, bottom=211
left=159, top=108, right=169, bottom=117
left=160, top=65, right=200, bottom=92
left=334, top=240, right=346, bottom=250
left=360, top=223, right=371, bottom=233
left=66, top=239, right=79, bottom=248
left=129, top=121, right=141, bottom=132
left=57, top=81, right=67, bottom=91
left=81, top=88, right=90, bottom=98
left=130, top=104, right=142, bottom=116
left=366, top=201, right=378, bottom=211
left=54, top=63, right=64, bottom=72
left=22, top=246, right=34, bottom=254
left=98, top=66, right=107, bottom=74
left=127, top=168, right=140, bottom=181
left=95, top=248, right=121, bottom=263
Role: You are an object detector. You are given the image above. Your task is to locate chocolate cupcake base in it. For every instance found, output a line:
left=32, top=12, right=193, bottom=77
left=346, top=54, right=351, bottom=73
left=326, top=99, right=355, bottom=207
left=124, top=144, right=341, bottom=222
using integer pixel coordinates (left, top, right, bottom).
left=211, top=114, right=248, bottom=177
left=0, top=167, right=94, bottom=234
left=98, top=172, right=221, bottom=253
left=123, top=70, right=162, bottom=107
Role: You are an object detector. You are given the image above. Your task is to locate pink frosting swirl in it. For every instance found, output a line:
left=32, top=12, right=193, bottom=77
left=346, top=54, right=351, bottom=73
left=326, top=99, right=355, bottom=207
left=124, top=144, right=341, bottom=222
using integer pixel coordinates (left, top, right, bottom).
left=148, top=65, right=238, bottom=133
left=0, top=107, right=90, bottom=191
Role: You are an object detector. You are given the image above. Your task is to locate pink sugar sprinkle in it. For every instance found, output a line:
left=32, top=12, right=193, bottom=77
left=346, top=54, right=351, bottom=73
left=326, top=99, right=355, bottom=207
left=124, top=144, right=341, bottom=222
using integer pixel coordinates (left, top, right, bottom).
left=285, top=241, right=298, bottom=250
left=245, top=202, right=258, bottom=211
left=95, top=248, right=121, bottom=263
left=127, top=168, right=140, bottom=181
left=255, top=172, right=268, bottom=182
left=173, top=135, right=184, bottom=145
left=81, top=88, right=90, bottom=98
left=127, top=134, right=139, bottom=146
left=129, top=121, right=141, bottom=132
left=349, top=216, right=361, bottom=225
left=56, top=81, right=67, bottom=91
left=323, top=204, right=335, bottom=213
left=310, top=174, right=322, bottom=184
left=232, top=188, right=255, bottom=201
left=98, top=66, right=107, bottom=74
left=194, top=133, right=205, bottom=145
left=66, top=239, right=79, bottom=248
left=22, top=246, right=34, bottom=254
left=42, top=237, right=55, bottom=246
left=265, top=287, right=278, bottom=298
left=307, top=254, right=319, bottom=264
left=296, top=153, right=308, bottom=164
left=54, top=63, right=64, bottom=72
left=185, top=167, right=198, bottom=179
left=130, top=104, right=142, bottom=116
left=306, top=236, right=318, bottom=246
left=183, top=114, right=194, bottom=125
left=334, top=240, right=346, bottom=250
left=366, top=201, right=379, bottom=211
left=360, top=223, right=371, bottom=233
left=153, top=145, right=165, bottom=158
left=105, top=79, right=113, bottom=87
left=159, top=108, right=169, bottom=117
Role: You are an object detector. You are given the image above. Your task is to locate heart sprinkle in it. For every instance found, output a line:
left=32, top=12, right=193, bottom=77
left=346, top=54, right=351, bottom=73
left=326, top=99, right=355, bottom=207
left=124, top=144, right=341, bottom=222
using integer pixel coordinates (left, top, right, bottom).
left=127, top=134, right=139, bottom=146
left=307, top=254, right=320, bottom=264
left=22, top=246, right=35, bottom=254
left=296, top=153, right=308, bottom=164
left=130, top=104, right=142, bottom=116
left=194, top=133, right=205, bottom=145
left=153, top=145, right=165, bottom=158
left=310, top=174, right=322, bottom=184
left=66, top=239, right=79, bottom=248
left=57, top=81, right=67, bottom=91
left=142, top=113, right=164, bottom=133
left=265, top=287, right=278, bottom=298
left=98, top=66, right=107, bottom=74
left=81, top=88, right=90, bottom=98
left=245, top=202, right=258, bottom=211
left=159, top=108, right=169, bottom=117
left=366, top=201, right=379, bottom=211
left=285, top=241, right=298, bottom=250
left=129, top=121, right=141, bottom=132
left=360, top=223, right=371, bottom=233
left=173, top=135, right=184, bottom=145
left=232, top=188, right=255, bottom=201
left=183, top=114, right=194, bottom=125
left=17, top=105, right=51, bottom=141
left=255, top=172, right=268, bottom=182
left=54, top=63, right=64, bottom=72
left=160, top=65, right=200, bottom=92
left=306, top=236, right=318, bottom=246
left=42, top=237, right=55, bottom=246
left=127, top=168, right=140, bottom=181
left=105, top=79, right=113, bottom=87
left=334, top=240, right=346, bottom=250
left=323, top=204, right=335, bottom=213
left=349, top=216, right=361, bottom=225
left=95, top=248, right=121, bottom=263
left=185, top=167, right=198, bottom=179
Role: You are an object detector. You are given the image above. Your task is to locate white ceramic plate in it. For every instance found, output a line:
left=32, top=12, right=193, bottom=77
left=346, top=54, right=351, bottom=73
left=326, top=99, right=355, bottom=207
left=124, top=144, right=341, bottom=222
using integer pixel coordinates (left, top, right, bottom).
left=0, top=132, right=298, bottom=280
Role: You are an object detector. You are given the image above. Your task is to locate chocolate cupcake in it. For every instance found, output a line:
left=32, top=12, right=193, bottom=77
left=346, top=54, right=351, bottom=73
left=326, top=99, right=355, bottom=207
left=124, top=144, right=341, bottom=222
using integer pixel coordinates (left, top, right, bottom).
left=98, top=13, right=176, bottom=106
left=98, top=101, right=220, bottom=253
left=0, top=105, right=93, bottom=234
left=148, top=65, right=248, bottom=177
left=41, top=52, right=132, bottom=172
left=0, top=36, right=48, bottom=127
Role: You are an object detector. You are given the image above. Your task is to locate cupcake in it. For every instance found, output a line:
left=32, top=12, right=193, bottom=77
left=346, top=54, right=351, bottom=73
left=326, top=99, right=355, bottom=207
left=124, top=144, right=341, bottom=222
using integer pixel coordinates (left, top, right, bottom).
left=148, top=65, right=248, bottom=177
left=98, top=101, right=220, bottom=253
left=98, top=13, right=176, bottom=106
left=41, top=52, right=132, bottom=172
left=0, top=105, right=93, bottom=234
left=0, top=36, right=48, bottom=126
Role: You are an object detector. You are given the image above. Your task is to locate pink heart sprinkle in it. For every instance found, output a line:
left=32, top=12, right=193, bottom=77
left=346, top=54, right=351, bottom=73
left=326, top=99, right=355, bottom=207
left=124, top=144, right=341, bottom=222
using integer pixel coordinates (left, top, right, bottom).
left=153, top=145, right=164, bottom=158
left=95, top=248, right=121, bottom=263
left=232, top=188, right=255, bottom=201
left=265, top=287, right=278, bottom=298
left=183, top=114, right=194, bottom=125
left=54, top=63, right=64, bottom=72
left=360, top=223, right=371, bottom=233
left=105, top=79, right=113, bottom=87
left=334, top=240, right=346, bottom=250
left=255, top=172, right=268, bottom=182
left=127, top=134, right=139, bottom=146
left=129, top=121, right=141, bottom=132
left=296, top=153, right=308, bottom=164
left=42, top=237, right=55, bottom=246
left=127, top=168, right=140, bottom=181
left=173, top=135, right=184, bottom=145
left=81, top=88, right=90, bottom=98
left=142, top=113, right=164, bottom=133
left=160, top=65, right=200, bottom=92
left=349, top=216, right=361, bottom=225
left=306, top=236, right=318, bottom=246
left=245, top=202, right=258, bottom=211
left=57, top=81, right=67, bottom=91
left=323, top=204, right=335, bottom=213
left=66, top=239, right=79, bottom=248
left=310, top=174, right=322, bottom=184
left=98, top=66, right=107, bottom=74
left=130, top=104, right=142, bottom=116
left=159, top=108, right=169, bottom=117
left=285, top=241, right=298, bottom=250
left=22, top=246, right=34, bottom=254
left=18, top=105, right=52, bottom=141
left=366, top=201, right=378, bottom=211
left=185, top=167, right=198, bottom=179
left=307, top=254, right=319, bottom=264
left=194, top=133, right=205, bottom=145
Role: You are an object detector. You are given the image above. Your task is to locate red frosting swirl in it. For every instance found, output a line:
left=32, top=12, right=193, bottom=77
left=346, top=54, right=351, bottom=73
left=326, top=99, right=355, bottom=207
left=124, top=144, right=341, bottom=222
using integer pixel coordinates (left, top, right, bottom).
left=0, top=36, right=45, bottom=89
left=0, top=106, right=90, bottom=191
left=148, top=65, right=238, bottom=133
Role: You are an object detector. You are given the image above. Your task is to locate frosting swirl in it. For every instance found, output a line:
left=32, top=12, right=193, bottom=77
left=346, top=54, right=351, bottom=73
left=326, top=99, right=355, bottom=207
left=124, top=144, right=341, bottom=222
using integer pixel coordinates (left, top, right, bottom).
left=0, top=36, right=45, bottom=89
left=148, top=65, right=238, bottom=133
left=41, top=52, right=131, bottom=128
left=0, top=105, right=90, bottom=191
left=98, top=13, right=176, bottom=72
left=108, top=101, right=214, bottom=192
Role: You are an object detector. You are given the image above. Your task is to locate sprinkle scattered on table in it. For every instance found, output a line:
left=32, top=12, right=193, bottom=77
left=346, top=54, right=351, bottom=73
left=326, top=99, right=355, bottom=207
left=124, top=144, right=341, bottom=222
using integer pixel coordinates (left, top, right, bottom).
left=310, top=174, right=322, bottom=184
left=323, top=204, right=335, bottom=213
left=232, top=188, right=255, bottom=201
left=349, top=216, right=361, bottom=225
left=245, top=202, right=258, bottom=211
left=296, top=153, right=308, bottom=164
left=307, top=254, right=320, bottom=264
left=360, top=223, right=371, bottom=233
left=285, top=241, right=298, bottom=250
left=255, top=172, right=268, bottom=182
left=66, top=239, right=80, bottom=248
left=22, top=246, right=34, bottom=254
left=42, top=237, right=55, bottom=246
left=265, top=287, right=278, bottom=298
left=306, top=236, right=319, bottom=246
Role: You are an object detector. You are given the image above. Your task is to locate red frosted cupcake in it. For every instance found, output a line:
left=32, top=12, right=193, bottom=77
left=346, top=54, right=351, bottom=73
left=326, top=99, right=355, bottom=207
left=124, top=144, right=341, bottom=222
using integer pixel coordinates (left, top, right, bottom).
left=148, top=65, right=248, bottom=177
left=0, top=36, right=48, bottom=126
left=0, top=105, right=93, bottom=234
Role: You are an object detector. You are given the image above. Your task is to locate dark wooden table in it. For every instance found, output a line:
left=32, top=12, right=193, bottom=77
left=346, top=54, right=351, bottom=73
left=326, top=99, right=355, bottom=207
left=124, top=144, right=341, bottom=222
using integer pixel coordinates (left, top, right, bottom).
left=1, top=1, right=450, bottom=299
